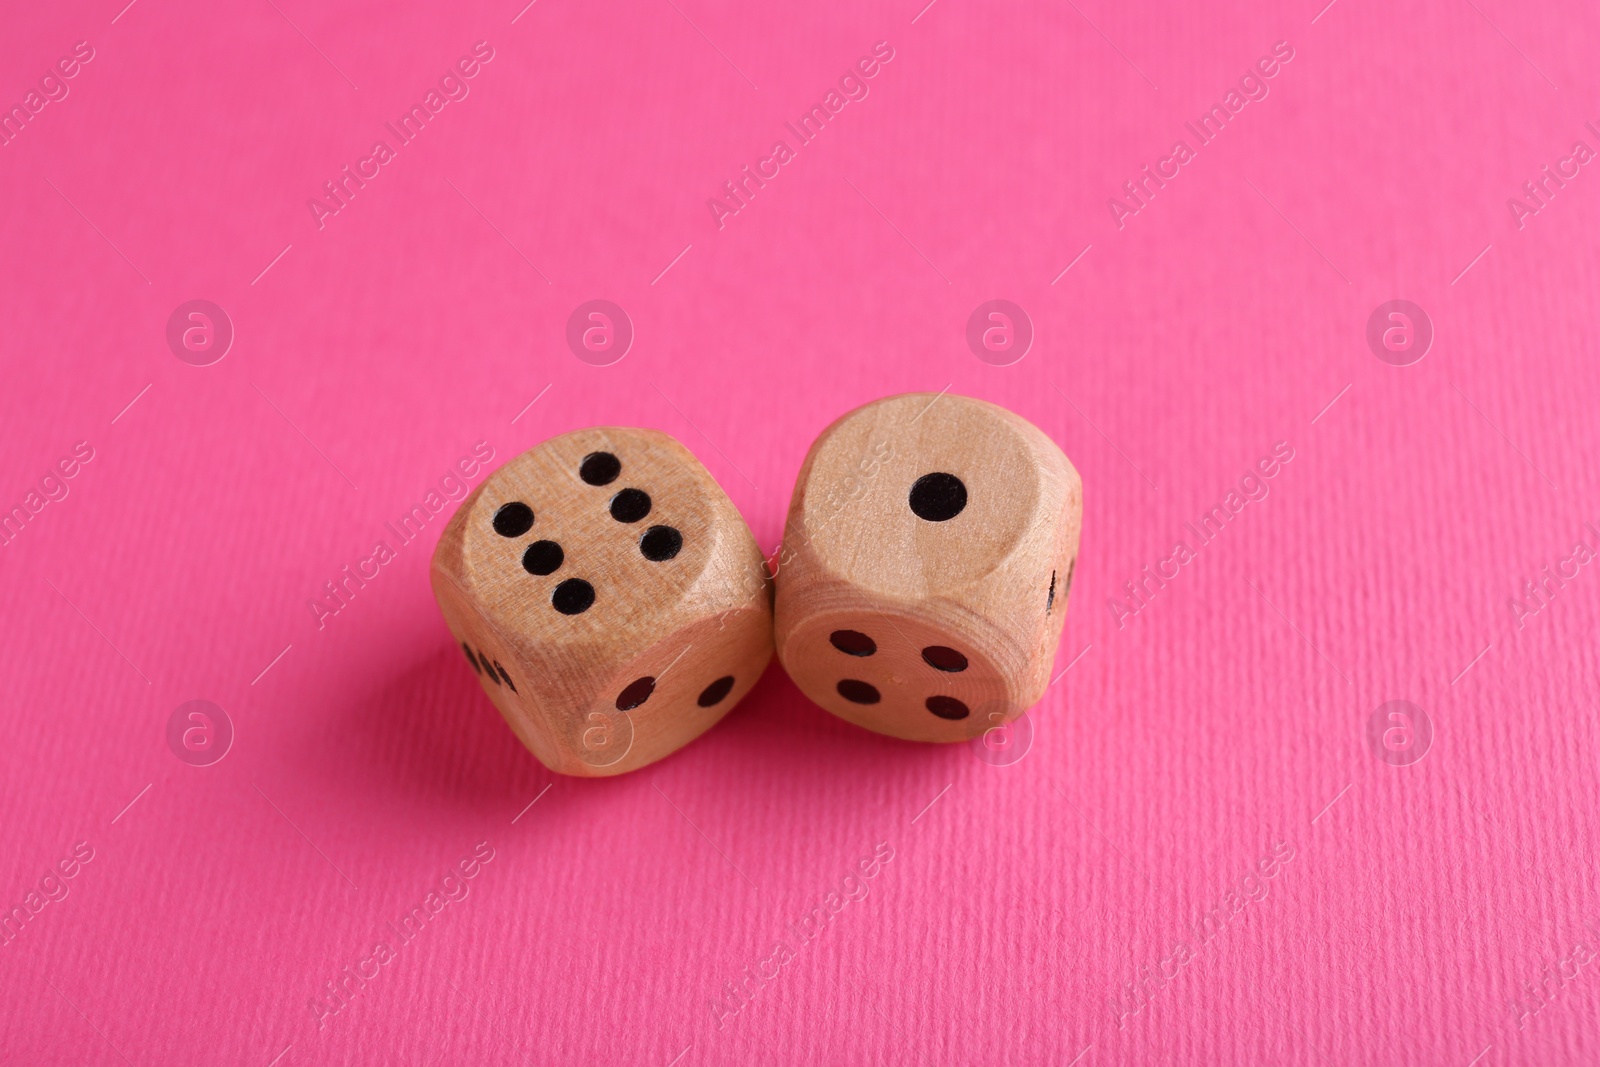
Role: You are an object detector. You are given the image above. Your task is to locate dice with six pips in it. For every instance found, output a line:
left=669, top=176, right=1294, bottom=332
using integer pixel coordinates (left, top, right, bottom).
left=773, top=393, right=1082, bottom=743
left=430, top=428, right=773, bottom=776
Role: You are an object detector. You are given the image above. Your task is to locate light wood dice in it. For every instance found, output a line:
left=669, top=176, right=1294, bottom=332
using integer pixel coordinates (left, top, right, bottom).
left=431, top=428, right=772, bottom=776
left=774, top=393, right=1081, bottom=742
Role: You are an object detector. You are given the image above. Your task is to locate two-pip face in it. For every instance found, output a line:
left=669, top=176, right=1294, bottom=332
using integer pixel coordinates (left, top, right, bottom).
left=430, top=428, right=773, bottom=776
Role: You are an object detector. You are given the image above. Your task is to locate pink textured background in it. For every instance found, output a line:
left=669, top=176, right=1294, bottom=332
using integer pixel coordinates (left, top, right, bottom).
left=3, top=0, right=1598, bottom=1063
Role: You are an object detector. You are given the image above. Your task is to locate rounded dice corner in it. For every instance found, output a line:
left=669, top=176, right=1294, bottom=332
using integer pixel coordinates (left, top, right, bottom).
left=773, top=392, right=1083, bottom=744
left=425, top=426, right=775, bottom=776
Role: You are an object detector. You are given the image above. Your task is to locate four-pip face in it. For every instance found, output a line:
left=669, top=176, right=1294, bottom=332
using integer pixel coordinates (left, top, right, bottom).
left=431, top=427, right=773, bottom=776
left=773, top=393, right=1082, bottom=743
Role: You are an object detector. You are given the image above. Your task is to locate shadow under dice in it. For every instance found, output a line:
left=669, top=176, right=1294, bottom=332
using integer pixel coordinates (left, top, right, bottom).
left=774, top=393, right=1081, bottom=743
left=431, top=428, right=772, bottom=776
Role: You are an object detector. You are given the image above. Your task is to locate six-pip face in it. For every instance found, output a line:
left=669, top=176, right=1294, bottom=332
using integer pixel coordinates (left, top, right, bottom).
left=431, top=427, right=773, bottom=776
left=431, top=397, right=1079, bottom=767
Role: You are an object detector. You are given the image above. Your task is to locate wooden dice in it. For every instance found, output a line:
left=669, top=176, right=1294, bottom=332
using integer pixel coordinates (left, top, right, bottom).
left=431, top=428, right=772, bottom=776
left=773, top=393, right=1081, bottom=742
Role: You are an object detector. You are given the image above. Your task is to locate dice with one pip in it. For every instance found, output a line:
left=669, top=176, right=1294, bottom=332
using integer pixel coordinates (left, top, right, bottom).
left=774, top=393, right=1081, bottom=742
left=431, top=428, right=773, bottom=775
